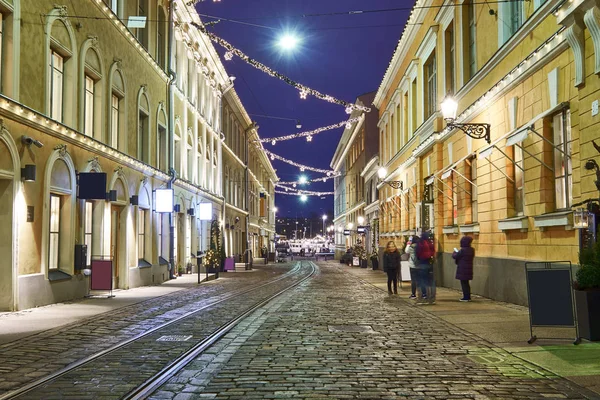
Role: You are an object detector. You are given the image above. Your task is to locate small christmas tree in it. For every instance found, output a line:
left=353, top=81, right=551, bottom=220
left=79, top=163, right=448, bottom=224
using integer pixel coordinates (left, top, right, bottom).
left=353, top=239, right=367, bottom=261
left=206, top=219, right=222, bottom=268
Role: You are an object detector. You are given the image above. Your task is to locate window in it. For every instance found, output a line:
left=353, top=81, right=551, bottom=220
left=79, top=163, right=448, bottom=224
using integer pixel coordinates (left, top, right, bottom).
left=136, top=1, right=148, bottom=49
left=467, top=0, right=477, bottom=79
left=158, top=124, right=167, bottom=171
left=157, top=7, right=166, bottom=69
left=138, top=209, right=146, bottom=260
left=84, top=201, right=93, bottom=266
left=445, top=23, right=455, bottom=95
left=424, top=52, right=437, bottom=119
left=452, top=173, right=458, bottom=226
left=501, top=2, right=523, bottom=45
left=49, top=51, right=64, bottom=122
left=470, top=157, right=478, bottom=223
left=187, top=133, right=194, bottom=181
left=410, top=79, right=417, bottom=134
left=139, top=110, right=149, bottom=163
left=0, top=11, right=4, bottom=90
left=110, top=94, right=120, bottom=148
left=49, top=194, right=61, bottom=270
left=553, top=109, right=572, bottom=210
left=84, top=76, right=95, bottom=136
left=514, top=145, right=524, bottom=215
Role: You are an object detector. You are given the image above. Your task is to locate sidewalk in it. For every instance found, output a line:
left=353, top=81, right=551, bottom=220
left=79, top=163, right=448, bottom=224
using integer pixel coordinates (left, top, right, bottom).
left=336, top=261, right=600, bottom=396
left=0, top=272, right=216, bottom=345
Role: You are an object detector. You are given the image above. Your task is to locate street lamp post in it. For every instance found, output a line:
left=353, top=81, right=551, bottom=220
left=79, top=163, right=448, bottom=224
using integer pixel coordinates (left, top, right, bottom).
left=377, top=167, right=403, bottom=190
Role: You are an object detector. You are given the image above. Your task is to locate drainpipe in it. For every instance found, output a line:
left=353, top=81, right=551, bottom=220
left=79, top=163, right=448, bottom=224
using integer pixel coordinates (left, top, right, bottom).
left=244, top=122, right=256, bottom=269
left=167, top=0, right=176, bottom=279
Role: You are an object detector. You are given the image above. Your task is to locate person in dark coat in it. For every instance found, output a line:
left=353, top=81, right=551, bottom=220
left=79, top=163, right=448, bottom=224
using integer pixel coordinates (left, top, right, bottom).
left=452, top=235, right=475, bottom=301
left=383, top=241, right=401, bottom=295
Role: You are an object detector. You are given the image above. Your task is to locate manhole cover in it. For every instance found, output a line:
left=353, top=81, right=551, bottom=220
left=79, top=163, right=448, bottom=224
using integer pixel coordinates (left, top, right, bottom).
left=328, top=325, right=377, bottom=334
left=156, top=335, right=193, bottom=342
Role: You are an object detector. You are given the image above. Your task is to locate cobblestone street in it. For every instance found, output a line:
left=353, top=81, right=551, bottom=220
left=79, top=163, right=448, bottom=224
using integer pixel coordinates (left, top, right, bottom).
left=154, top=262, right=598, bottom=400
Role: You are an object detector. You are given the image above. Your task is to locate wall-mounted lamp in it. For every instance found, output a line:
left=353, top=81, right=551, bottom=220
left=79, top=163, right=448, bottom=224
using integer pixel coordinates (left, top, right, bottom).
left=21, top=164, right=36, bottom=182
left=174, top=204, right=181, bottom=213
left=296, top=120, right=302, bottom=129
left=377, top=167, right=403, bottom=190
left=21, top=135, right=44, bottom=148
left=106, top=190, right=117, bottom=202
left=441, top=96, right=491, bottom=144
left=130, top=195, right=139, bottom=206
left=187, top=208, right=195, bottom=216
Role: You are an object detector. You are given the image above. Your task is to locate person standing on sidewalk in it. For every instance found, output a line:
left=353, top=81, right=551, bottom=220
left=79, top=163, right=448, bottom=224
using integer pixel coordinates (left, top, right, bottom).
left=405, top=236, right=425, bottom=299
left=383, top=241, right=400, bottom=295
left=452, top=236, right=475, bottom=302
left=416, top=232, right=436, bottom=304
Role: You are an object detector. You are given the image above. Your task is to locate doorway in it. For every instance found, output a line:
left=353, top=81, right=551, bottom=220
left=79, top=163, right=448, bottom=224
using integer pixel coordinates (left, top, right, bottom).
left=110, top=205, right=122, bottom=289
left=0, top=177, right=14, bottom=311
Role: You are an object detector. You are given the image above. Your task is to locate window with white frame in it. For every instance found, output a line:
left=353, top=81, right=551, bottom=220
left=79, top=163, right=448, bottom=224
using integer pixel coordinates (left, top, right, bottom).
left=84, top=76, right=95, bottom=136
left=187, top=133, right=194, bottom=180
left=158, top=124, right=167, bottom=171
left=424, top=52, right=437, bottom=119
left=514, top=145, right=524, bottom=216
left=49, top=194, right=61, bottom=270
left=84, top=201, right=93, bottom=266
left=452, top=172, right=458, bottom=226
left=552, top=109, right=572, bottom=210
left=49, top=51, right=64, bottom=122
left=138, top=208, right=146, bottom=260
left=410, top=78, right=417, bottom=134
left=470, top=157, right=478, bottom=223
left=500, top=1, right=523, bottom=45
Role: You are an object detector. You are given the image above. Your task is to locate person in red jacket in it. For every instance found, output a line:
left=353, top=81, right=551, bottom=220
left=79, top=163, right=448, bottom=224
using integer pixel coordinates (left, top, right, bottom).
left=416, top=231, right=436, bottom=304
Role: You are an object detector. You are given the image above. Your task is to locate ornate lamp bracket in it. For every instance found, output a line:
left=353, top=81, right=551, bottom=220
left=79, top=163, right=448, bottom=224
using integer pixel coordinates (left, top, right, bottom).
left=446, top=120, right=491, bottom=144
left=384, top=181, right=403, bottom=190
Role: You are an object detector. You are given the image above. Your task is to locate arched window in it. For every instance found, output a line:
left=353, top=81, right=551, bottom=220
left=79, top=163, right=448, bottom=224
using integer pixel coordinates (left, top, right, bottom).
left=137, top=88, right=150, bottom=163
left=224, top=167, right=230, bottom=203
left=46, top=9, right=77, bottom=126
left=157, top=104, right=167, bottom=171
left=109, top=65, right=126, bottom=150
left=156, top=5, right=167, bottom=70
left=43, top=150, right=77, bottom=276
left=197, top=139, right=203, bottom=187
left=80, top=43, right=104, bottom=140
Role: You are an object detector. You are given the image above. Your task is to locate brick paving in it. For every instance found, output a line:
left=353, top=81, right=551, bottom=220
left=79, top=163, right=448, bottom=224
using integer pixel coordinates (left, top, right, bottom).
left=154, top=262, right=597, bottom=400
left=0, top=264, right=298, bottom=397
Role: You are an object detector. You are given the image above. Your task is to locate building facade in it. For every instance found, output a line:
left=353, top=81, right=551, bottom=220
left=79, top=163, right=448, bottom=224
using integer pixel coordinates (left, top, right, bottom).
left=0, top=0, right=274, bottom=311
left=373, top=0, right=598, bottom=305
left=331, top=92, right=379, bottom=258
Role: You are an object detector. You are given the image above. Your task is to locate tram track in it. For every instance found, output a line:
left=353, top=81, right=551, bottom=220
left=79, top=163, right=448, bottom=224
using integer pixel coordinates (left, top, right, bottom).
left=0, top=261, right=316, bottom=400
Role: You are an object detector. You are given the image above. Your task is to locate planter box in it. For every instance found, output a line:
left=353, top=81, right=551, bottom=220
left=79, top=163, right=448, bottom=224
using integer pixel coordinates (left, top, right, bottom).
left=371, top=258, right=379, bottom=270
left=575, top=290, right=600, bottom=341
left=360, top=260, right=368, bottom=269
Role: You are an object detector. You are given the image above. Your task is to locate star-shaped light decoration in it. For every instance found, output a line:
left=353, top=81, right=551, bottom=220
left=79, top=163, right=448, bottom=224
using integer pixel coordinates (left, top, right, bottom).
left=345, top=106, right=353, bottom=114
left=306, top=135, right=312, bottom=142
left=346, top=122, right=352, bottom=129
left=299, top=89, right=308, bottom=100
left=300, top=167, right=305, bottom=172
left=271, top=140, right=276, bottom=146
left=224, top=51, right=233, bottom=61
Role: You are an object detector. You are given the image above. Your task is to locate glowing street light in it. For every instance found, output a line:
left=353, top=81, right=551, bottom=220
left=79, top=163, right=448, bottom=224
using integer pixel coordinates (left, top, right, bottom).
left=377, top=167, right=387, bottom=179
left=278, top=34, right=299, bottom=51
left=298, top=175, right=308, bottom=185
left=357, top=216, right=364, bottom=225
left=300, top=194, right=308, bottom=202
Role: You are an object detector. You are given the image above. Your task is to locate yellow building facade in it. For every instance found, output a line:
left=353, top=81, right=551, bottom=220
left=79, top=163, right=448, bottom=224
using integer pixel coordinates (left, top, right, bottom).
left=374, top=0, right=598, bottom=304
left=0, top=0, right=274, bottom=311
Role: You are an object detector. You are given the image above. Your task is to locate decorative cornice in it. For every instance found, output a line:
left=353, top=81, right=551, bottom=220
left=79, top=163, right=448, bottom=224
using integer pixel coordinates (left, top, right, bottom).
left=87, top=35, right=99, bottom=49
left=113, top=57, right=123, bottom=70
left=564, top=22, right=585, bottom=86
left=114, top=166, right=125, bottom=177
left=87, top=156, right=101, bottom=171
left=53, top=4, right=68, bottom=18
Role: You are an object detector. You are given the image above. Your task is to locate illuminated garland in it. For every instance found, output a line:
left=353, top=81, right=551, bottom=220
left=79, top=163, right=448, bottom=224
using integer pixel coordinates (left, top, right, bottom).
left=277, top=175, right=335, bottom=185
left=260, top=117, right=361, bottom=144
left=275, top=184, right=333, bottom=195
left=262, top=148, right=338, bottom=175
left=275, top=190, right=334, bottom=196
left=189, top=22, right=370, bottom=113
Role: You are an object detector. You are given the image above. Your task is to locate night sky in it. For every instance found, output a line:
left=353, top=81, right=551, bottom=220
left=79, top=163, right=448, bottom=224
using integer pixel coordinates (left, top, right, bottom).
left=195, top=1, right=411, bottom=219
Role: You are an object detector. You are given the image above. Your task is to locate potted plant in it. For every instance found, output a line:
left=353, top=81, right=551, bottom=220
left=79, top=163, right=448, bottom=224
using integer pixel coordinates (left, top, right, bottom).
left=353, top=240, right=368, bottom=268
left=177, top=264, right=184, bottom=277
left=370, top=249, right=379, bottom=270
left=576, top=240, right=600, bottom=341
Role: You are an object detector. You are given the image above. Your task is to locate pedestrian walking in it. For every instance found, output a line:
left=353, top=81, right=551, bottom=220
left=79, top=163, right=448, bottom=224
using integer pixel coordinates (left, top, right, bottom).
left=383, top=241, right=400, bottom=295
left=452, top=236, right=475, bottom=302
left=416, top=231, right=436, bottom=304
left=405, top=236, right=425, bottom=299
